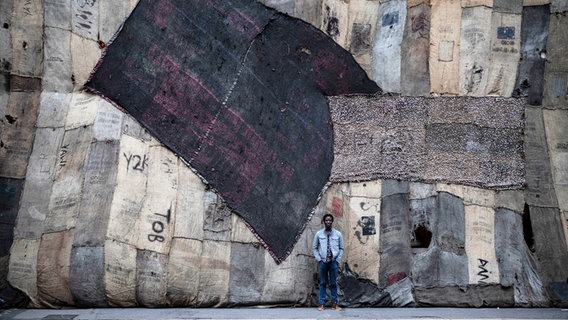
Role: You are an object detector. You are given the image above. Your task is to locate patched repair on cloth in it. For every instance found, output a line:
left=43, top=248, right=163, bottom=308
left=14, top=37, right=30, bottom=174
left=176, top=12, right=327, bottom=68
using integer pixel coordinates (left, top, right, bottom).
left=84, top=0, right=379, bottom=263
left=329, top=95, right=525, bottom=190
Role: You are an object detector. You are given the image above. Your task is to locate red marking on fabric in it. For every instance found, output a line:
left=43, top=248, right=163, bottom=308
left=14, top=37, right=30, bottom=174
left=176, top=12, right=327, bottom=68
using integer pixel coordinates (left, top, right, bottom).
left=192, top=106, right=297, bottom=202
left=386, top=272, right=407, bottom=286
left=192, top=130, right=263, bottom=207
left=146, top=0, right=173, bottom=30
left=161, top=56, right=219, bottom=105
left=276, top=131, right=297, bottom=153
left=294, top=98, right=330, bottom=144
left=302, top=144, right=325, bottom=172
left=331, top=196, right=344, bottom=217
left=223, top=108, right=295, bottom=183
left=200, top=108, right=294, bottom=186
left=152, top=81, right=216, bottom=127
left=123, top=70, right=153, bottom=90
left=151, top=53, right=220, bottom=129
left=314, top=51, right=350, bottom=95
left=207, top=0, right=264, bottom=40
left=226, top=9, right=263, bottom=39
left=121, top=44, right=164, bottom=93
left=139, top=48, right=223, bottom=151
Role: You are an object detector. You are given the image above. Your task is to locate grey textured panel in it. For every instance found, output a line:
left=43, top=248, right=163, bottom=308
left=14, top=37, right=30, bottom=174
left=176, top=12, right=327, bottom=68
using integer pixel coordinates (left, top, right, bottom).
left=292, top=254, right=314, bottom=306
left=372, top=1, right=406, bottom=93
left=0, top=73, right=8, bottom=135
left=37, top=93, right=71, bottom=128
left=37, top=230, right=74, bottom=306
left=13, top=181, right=50, bottom=240
left=73, top=141, right=119, bottom=247
left=228, top=243, right=265, bottom=305
left=68, top=246, right=106, bottom=307
left=494, top=208, right=548, bottom=306
left=11, top=1, right=43, bottom=77
left=410, top=197, right=437, bottom=231
left=330, top=95, right=525, bottom=190
left=43, top=27, right=73, bottom=92
left=414, top=284, right=514, bottom=307
left=543, top=13, right=568, bottom=109
left=524, top=107, right=559, bottom=207
left=550, top=281, right=568, bottom=305
left=494, top=0, right=523, bottom=13
left=293, top=0, right=321, bottom=27
left=350, top=23, right=372, bottom=59
left=45, top=126, right=92, bottom=234
left=514, top=5, right=549, bottom=105
left=263, top=0, right=294, bottom=15
left=436, top=192, right=468, bottom=286
left=401, top=3, right=430, bottom=96
left=0, top=178, right=22, bottom=254
left=13, top=127, right=63, bottom=240
left=459, top=6, right=491, bottom=96
left=136, top=250, right=168, bottom=307
left=527, top=206, right=568, bottom=285
left=551, top=0, right=568, bottom=14
left=384, top=277, right=415, bottom=307
left=409, top=196, right=437, bottom=286
left=412, top=246, right=441, bottom=287
left=381, top=179, right=409, bottom=197
left=122, top=116, right=153, bottom=141
left=0, top=0, right=12, bottom=75
left=44, top=0, right=70, bottom=29
left=400, top=184, right=469, bottom=291
left=203, top=192, right=232, bottom=242
left=436, top=192, right=465, bottom=252
left=0, top=178, right=28, bottom=307
left=379, top=189, right=411, bottom=288
left=0, top=89, right=41, bottom=179
left=71, top=0, right=98, bottom=40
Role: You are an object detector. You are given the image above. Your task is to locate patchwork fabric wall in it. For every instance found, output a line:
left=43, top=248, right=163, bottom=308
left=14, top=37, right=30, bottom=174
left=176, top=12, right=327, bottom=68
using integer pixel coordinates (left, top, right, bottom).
left=0, top=0, right=567, bottom=308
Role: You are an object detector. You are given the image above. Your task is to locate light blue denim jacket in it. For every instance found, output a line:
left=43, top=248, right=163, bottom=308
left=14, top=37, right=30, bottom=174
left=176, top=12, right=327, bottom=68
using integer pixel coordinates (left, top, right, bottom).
left=312, top=228, right=344, bottom=263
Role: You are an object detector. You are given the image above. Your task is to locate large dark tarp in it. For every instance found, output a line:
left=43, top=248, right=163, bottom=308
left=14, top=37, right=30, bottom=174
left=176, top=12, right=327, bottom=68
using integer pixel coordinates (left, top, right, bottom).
left=85, top=0, right=378, bottom=262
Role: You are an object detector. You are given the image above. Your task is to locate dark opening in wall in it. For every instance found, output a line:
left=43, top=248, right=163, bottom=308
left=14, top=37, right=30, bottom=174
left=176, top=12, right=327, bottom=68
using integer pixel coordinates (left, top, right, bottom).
left=411, top=225, right=432, bottom=248
left=523, top=203, right=535, bottom=252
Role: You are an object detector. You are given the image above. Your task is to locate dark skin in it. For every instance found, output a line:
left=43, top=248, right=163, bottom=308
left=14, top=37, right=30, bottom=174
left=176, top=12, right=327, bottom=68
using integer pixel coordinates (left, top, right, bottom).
left=324, top=216, right=333, bottom=232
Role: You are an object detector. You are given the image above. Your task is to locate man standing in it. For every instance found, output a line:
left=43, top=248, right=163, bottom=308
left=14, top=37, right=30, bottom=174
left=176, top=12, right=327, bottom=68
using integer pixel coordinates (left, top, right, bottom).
left=312, top=213, right=344, bottom=311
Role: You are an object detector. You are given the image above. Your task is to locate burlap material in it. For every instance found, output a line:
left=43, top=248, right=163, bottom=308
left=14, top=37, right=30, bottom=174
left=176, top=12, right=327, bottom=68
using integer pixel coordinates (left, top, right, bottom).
left=329, top=95, right=525, bottom=190
left=85, top=0, right=378, bottom=263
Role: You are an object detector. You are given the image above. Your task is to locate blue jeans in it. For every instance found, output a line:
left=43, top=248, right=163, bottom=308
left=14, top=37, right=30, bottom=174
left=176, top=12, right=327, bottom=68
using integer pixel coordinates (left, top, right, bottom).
left=318, top=260, right=338, bottom=305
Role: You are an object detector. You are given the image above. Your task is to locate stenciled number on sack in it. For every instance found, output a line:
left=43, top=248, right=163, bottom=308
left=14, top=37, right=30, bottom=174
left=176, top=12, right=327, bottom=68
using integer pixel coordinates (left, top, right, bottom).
left=148, top=209, right=171, bottom=242
left=123, top=153, right=148, bottom=172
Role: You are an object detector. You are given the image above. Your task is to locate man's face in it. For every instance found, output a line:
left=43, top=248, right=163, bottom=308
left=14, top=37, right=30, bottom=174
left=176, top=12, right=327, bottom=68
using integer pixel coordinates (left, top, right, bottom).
left=324, top=216, right=333, bottom=229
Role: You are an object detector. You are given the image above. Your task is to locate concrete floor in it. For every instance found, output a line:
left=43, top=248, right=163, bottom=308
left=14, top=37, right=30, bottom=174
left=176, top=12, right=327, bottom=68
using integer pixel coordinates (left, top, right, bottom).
left=1, top=307, right=567, bottom=320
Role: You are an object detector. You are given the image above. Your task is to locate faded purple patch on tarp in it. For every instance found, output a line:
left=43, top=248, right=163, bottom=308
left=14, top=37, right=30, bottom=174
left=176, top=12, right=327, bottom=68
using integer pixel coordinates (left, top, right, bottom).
left=85, top=0, right=379, bottom=262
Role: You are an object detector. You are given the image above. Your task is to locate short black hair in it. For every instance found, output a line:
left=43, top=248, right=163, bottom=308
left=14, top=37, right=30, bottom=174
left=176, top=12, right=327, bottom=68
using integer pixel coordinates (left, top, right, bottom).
left=322, top=213, right=334, bottom=223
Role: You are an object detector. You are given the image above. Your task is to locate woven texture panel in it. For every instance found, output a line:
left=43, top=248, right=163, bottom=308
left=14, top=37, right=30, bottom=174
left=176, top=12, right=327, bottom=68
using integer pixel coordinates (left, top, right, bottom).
left=329, top=95, right=525, bottom=190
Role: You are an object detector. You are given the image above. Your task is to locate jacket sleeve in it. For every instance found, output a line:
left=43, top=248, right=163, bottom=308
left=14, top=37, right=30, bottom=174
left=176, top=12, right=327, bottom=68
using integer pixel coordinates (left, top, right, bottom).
left=312, top=231, right=321, bottom=261
left=336, top=231, right=345, bottom=263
